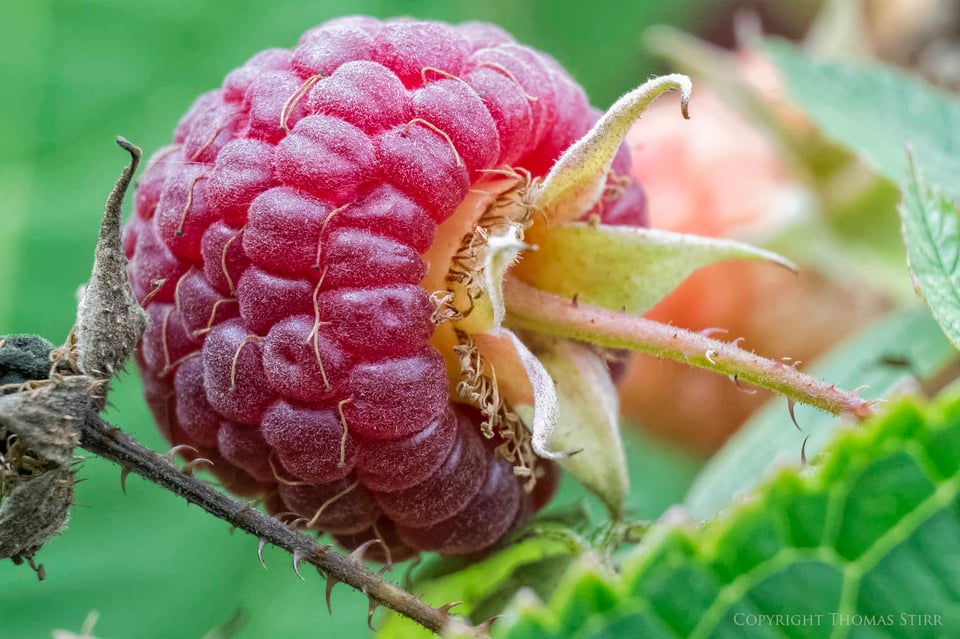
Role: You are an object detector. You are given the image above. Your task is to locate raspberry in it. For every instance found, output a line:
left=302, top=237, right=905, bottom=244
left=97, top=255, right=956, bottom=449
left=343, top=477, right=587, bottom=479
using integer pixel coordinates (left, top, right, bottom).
left=126, top=16, right=647, bottom=559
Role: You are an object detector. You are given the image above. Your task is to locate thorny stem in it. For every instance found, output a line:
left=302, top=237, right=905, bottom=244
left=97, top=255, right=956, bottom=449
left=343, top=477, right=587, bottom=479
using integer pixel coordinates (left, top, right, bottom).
left=76, top=410, right=454, bottom=635
left=504, top=277, right=877, bottom=421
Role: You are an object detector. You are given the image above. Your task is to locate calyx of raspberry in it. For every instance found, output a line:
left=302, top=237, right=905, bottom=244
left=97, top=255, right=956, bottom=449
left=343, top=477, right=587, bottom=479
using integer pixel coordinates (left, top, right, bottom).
left=429, top=74, right=795, bottom=513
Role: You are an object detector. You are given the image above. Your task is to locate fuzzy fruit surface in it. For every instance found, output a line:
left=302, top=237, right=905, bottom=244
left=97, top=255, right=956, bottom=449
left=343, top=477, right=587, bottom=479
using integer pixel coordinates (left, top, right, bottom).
left=125, top=15, right=645, bottom=560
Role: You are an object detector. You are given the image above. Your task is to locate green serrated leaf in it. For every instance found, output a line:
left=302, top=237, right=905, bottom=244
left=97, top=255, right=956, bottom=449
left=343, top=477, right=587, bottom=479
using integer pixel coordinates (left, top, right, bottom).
left=686, top=306, right=956, bottom=518
left=513, top=223, right=794, bottom=316
left=468, top=554, right=576, bottom=624
left=899, top=155, right=960, bottom=349
left=376, top=537, right=572, bottom=639
left=496, top=391, right=960, bottom=638
left=766, top=39, right=960, bottom=202
left=548, top=552, right=619, bottom=631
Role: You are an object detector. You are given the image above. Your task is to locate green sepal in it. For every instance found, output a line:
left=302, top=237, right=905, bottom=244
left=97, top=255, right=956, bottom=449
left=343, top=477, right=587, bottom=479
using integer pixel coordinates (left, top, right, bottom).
left=513, top=222, right=795, bottom=316
left=530, top=338, right=627, bottom=516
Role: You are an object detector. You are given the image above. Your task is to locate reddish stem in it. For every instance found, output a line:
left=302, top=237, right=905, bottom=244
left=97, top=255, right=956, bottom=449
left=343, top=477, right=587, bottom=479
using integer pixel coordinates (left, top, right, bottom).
left=504, top=277, right=876, bottom=421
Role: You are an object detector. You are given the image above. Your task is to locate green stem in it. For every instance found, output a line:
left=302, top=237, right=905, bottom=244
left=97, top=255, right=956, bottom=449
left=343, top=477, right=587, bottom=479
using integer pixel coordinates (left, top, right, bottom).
left=504, top=277, right=876, bottom=421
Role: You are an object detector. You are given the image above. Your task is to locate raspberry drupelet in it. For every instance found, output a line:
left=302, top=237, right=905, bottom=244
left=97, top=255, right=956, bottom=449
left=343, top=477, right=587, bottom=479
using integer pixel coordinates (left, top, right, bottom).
left=125, top=15, right=647, bottom=560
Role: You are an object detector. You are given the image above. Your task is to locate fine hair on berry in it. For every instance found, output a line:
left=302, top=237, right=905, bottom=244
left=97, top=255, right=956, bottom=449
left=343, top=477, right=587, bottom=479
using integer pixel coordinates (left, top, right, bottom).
left=126, top=15, right=646, bottom=560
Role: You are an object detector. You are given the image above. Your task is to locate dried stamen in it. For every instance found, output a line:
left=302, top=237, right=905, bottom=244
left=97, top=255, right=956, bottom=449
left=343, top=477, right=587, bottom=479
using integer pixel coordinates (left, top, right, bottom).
left=228, top=335, right=261, bottom=392
left=172, top=268, right=192, bottom=315
left=139, top=278, right=166, bottom=307
left=189, top=112, right=241, bottom=161
left=220, top=226, right=245, bottom=295
left=404, top=118, right=464, bottom=167
left=268, top=454, right=310, bottom=487
left=192, top=297, right=239, bottom=337
left=473, top=61, right=539, bottom=101
left=429, top=290, right=463, bottom=325
left=174, top=173, right=206, bottom=237
left=452, top=330, right=537, bottom=483
left=160, top=307, right=175, bottom=371
left=280, top=74, right=324, bottom=131
left=305, top=479, right=360, bottom=529
left=306, top=266, right=332, bottom=391
left=159, top=351, right=199, bottom=379
left=312, top=204, right=348, bottom=270
left=336, top=396, right=353, bottom=468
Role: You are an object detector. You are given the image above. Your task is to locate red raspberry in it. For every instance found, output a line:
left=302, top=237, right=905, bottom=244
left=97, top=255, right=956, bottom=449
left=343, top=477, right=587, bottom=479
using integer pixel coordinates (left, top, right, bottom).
left=126, top=15, right=645, bottom=559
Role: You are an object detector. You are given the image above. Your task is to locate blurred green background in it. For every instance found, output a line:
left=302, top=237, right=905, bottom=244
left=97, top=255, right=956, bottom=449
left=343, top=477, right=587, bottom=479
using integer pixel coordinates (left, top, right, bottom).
left=0, top=1, right=723, bottom=637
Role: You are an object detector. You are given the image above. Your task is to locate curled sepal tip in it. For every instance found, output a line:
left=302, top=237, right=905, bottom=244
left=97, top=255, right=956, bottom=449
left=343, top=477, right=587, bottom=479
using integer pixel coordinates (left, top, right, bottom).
left=534, top=73, right=692, bottom=223
left=502, top=330, right=567, bottom=460
left=73, top=137, right=148, bottom=398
